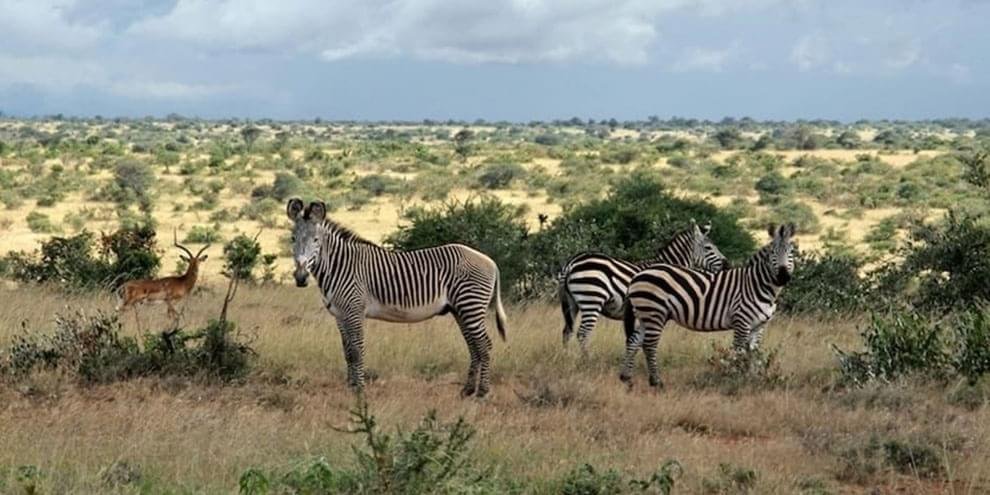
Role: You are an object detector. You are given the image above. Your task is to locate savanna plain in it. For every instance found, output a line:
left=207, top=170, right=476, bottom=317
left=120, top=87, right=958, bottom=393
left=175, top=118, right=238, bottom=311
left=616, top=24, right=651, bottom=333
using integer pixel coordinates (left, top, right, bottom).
left=1, top=118, right=990, bottom=493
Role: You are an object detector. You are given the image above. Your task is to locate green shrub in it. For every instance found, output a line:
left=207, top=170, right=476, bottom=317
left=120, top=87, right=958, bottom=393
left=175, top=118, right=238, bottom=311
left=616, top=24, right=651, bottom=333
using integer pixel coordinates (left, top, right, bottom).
left=951, top=308, right=990, bottom=384
left=692, top=344, right=786, bottom=396
left=240, top=197, right=281, bottom=221
left=354, top=173, right=407, bottom=196
left=111, top=159, right=155, bottom=205
left=778, top=250, right=869, bottom=315
left=834, top=312, right=950, bottom=386
left=271, top=172, right=304, bottom=200
left=0, top=311, right=253, bottom=383
left=474, top=161, right=527, bottom=190
left=238, top=403, right=513, bottom=494
left=184, top=224, right=223, bottom=244
left=1, top=226, right=160, bottom=289
left=701, top=463, right=758, bottom=494
left=758, top=200, right=819, bottom=234
left=836, top=436, right=945, bottom=484
left=223, top=233, right=262, bottom=281
left=557, top=461, right=681, bottom=495
left=26, top=211, right=58, bottom=233
left=754, top=171, right=791, bottom=205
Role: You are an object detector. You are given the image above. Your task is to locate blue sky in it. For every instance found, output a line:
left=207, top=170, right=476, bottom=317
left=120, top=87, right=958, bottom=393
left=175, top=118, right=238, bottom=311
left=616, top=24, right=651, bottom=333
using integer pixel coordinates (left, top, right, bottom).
left=1, top=0, right=987, bottom=121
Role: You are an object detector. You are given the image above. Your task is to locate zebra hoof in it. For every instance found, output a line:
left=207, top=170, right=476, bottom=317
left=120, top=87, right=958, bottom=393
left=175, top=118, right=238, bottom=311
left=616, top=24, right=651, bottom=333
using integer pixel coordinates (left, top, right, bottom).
left=619, top=373, right=633, bottom=386
left=474, top=388, right=489, bottom=399
left=460, top=385, right=477, bottom=397
left=648, top=377, right=664, bottom=389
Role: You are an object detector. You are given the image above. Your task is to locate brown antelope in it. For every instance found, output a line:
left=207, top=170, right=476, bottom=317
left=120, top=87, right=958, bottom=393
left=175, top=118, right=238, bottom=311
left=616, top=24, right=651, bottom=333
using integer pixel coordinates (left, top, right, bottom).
left=116, top=229, right=210, bottom=327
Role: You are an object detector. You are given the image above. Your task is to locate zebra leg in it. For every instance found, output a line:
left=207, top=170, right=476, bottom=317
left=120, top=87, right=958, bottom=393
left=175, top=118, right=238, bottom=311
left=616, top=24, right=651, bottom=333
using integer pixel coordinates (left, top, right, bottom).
left=335, top=313, right=367, bottom=391
left=642, top=325, right=666, bottom=389
left=575, top=304, right=604, bottom=356
left=731, top=320, right=751, bottom=352
left=453, top=304, right=492, bottom=398
left=618, top=311, right=645, bottom=385
left=560, top=284, right=576, bottom=346
left=748, top=321, right=769, bottom=351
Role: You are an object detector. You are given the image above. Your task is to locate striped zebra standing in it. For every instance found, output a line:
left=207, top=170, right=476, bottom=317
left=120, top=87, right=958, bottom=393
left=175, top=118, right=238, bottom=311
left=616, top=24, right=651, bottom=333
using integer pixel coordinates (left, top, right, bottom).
left=619, top=223, right=796, bottom=388
left=286, top=198, right=508, bottom=398
left=559, top=221, right=728, bottom=354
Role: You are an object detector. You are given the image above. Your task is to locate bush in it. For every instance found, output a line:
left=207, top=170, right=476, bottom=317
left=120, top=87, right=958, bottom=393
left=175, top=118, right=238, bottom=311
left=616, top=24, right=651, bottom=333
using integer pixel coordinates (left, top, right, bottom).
left=888, top=211, right=990, bottom=311
left=754, top=171, right=791, bottom=205
left=238, top=402, right=513, bottom=494
left=111, top=159, right=155, bottom=205
left=952, top=308, right=990, bottom=384
left=474, top=161, right=527, bottom=189
left=558, top=461, right=682, bottom=495
left=778, top=250, right=869, bottom=315
left=692, top=344, right=786, bottom=396
left=26, top=211, right=58, bottom=233
left=0, top=311, right=253, bottom=383
left=271, top=172, right=304, bottom=200
left=1, top=226, right=159, bottom=289
left=223, top=233, right=262, bottom=281
left=701, top=463, right=758, bottom=494
left=834, top=312, right=950, bottom=386
left=185, top=224, right=223, bottom=244
left=354, top=173, right=407, bottom=196
left=540, top=172, right=756, bottom=264
left=836, top=436, right=945, bottom=484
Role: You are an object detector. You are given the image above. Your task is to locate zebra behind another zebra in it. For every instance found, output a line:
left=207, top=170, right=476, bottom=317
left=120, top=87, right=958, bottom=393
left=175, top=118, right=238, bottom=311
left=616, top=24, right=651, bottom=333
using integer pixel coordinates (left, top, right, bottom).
left=619, top=223, right=797, bottom=388
left=286, top=198, right=508, bottom=398
left=558, top=221, right=728, bottom=354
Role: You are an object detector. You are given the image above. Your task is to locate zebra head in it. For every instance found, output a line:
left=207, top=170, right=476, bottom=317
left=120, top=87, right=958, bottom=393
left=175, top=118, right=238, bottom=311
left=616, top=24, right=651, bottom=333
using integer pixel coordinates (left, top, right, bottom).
left=764, top=222, right=797, bottom=286
left=690, top=219, right=729, bottom=273
left=286, top=198, right=327, bottom=288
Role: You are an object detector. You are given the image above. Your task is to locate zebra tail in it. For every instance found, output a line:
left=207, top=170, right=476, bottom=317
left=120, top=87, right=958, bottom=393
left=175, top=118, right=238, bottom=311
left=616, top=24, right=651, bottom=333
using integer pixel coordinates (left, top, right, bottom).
left=623, top=300, right=637, bottom=345
left=493, top=269, right=508, bottom=341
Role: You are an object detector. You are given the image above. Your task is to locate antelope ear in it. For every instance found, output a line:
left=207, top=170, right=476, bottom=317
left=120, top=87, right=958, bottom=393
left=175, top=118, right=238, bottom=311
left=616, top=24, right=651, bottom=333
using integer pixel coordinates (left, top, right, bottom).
left=286, top=197, right=304, bottom=220
left=306, top=200, right=327, bottom=222
left=200, top=254, right=209, bottom=261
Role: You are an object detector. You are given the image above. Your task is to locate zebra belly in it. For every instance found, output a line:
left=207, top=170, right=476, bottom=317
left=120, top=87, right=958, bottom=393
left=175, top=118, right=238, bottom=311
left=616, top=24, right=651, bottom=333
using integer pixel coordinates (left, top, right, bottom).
left=364, top=296, right=449, bottom=323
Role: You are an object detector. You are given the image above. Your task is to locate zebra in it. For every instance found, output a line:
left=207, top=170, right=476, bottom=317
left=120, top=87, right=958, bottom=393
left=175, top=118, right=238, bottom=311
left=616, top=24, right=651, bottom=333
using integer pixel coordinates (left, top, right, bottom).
left=286, top=198, right=509, bottom=398
left=618, top=223, right=797, bottom=388
left=558, top=220, right=728, bottom=354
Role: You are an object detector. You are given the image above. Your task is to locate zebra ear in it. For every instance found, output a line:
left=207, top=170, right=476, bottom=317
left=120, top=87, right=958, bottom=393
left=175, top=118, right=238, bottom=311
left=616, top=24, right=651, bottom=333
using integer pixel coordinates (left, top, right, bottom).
left=785, top=222, right=797, bottom=238
left=700, top=220, right=712, bottom=236
left=767, top=224, right=777, bottom=238
left=306, top=201, right=327, bottom=222
left=286, top=198, right=304, bottom=220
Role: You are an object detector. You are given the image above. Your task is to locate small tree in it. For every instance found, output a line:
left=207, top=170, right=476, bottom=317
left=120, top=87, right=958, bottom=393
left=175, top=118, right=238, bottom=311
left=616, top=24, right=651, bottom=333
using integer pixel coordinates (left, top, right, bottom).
left=222, top=232, right=262, bottom=282
left=241, top=125, right=262, bottom=149
left=453, top=129, right=473, bottom=161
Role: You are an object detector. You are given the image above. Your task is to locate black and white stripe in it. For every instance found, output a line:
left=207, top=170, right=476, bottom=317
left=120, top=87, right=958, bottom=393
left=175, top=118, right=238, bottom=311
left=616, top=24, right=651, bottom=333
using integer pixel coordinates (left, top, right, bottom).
left=558, top=221, right=728, bottom=353
left=287, top=198, right=508, bottom=398
left=618, top=223, right=796, bottom=388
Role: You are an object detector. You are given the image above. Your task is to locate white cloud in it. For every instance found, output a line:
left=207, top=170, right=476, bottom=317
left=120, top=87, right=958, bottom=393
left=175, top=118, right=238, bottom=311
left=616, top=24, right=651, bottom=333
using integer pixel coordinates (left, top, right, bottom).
left=128, top=0, right=779, bottom=66
left=671, top=45, right=736, bottom=72
left=0, top=0, right=104, bottom=54
left=790, top=33, right=829, bottom=71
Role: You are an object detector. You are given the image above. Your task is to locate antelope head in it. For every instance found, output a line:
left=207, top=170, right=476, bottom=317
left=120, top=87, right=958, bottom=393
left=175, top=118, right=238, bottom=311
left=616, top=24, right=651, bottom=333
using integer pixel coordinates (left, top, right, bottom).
left=174, top=228, right=210, bottom=277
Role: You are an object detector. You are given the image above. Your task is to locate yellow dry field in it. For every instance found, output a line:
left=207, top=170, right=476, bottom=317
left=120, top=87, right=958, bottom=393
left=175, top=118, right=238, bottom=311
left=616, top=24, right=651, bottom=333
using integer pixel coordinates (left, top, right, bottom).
left=1, top=285, right=988, bottom=493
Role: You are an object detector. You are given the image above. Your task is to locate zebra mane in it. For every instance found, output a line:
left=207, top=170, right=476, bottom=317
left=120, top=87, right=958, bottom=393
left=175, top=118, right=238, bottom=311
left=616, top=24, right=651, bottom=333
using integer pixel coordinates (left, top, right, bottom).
left=745, top=243, right=773, bottom=267
left=319, top=220, right=378, bottom=247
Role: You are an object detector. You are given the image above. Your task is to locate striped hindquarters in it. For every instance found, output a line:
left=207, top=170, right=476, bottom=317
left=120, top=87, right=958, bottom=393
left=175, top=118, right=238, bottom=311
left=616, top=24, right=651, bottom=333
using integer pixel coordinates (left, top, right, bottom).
left=561, top=252, right=640, bottom=318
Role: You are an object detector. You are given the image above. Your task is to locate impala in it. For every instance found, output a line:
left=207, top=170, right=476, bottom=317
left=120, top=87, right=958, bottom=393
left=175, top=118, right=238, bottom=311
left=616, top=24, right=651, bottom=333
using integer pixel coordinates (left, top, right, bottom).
left=116, top=229, right=210, bottom=327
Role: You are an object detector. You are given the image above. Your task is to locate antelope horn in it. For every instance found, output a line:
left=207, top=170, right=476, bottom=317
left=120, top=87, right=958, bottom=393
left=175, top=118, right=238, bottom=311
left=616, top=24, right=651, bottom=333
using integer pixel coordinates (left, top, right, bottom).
left=195, top=243, right=211, bottom=259
left=173, top=227, right=194, bottom=259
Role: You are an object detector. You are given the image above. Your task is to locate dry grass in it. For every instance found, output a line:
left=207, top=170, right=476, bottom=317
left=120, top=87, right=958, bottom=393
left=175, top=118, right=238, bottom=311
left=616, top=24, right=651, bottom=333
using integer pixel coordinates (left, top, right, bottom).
left=1, top=285, right=988, bottom=493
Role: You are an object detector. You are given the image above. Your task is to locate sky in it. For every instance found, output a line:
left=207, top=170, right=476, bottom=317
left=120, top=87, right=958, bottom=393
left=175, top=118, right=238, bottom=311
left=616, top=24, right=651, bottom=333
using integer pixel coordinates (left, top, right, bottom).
left=0, top=0, right=988, bottom=122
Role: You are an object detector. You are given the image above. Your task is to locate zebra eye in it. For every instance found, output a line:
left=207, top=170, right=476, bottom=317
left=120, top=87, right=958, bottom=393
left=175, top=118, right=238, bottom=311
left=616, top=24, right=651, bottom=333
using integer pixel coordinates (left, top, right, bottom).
left=291, top=235, right=296, bottom=242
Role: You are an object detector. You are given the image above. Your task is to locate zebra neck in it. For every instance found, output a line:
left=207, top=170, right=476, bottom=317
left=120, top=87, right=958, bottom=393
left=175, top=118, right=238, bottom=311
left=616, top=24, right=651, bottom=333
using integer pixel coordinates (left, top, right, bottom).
left=746, top=262, right=784, bottom=299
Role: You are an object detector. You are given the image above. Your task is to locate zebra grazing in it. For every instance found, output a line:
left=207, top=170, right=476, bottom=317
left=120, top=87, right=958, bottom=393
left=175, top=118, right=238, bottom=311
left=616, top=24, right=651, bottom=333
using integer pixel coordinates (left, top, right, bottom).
left=286, top=198, right=508, bottom=398
left=559, top=221, right=728, bottom=353
left=619, top=223, right=797, bottom=388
